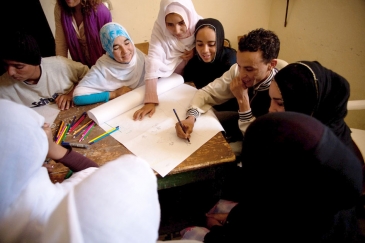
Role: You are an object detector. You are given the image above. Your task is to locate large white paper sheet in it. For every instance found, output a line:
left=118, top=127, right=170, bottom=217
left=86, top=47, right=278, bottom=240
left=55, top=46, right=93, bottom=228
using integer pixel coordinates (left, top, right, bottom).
left=88, top=74, right=224, bottom=177
left=32, top=103, right=60, bottom=125
left=87, top=73, right=184, bottom=125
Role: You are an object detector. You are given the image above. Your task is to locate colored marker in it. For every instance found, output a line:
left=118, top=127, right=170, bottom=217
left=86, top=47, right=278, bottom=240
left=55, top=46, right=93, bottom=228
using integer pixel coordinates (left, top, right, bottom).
left=56, top=125, right=67, bottom=144
left=61, top=123, right=71, bottom=142
left=88, top=126, right=119, bottom=145
left=69, top=112, right=86, bottom=133
left=79, top=121, right=95, bottom=142
left=54, top=120, right=64, bottom=142
left=69, top=115, right=76, bottom=128
left=64, top=170, right=73, bottom=179
left=83, top=123, right=95, bottom=140
left=73, top=119, right=93, bottom=137
left=61, top=142, right=90, bottom=149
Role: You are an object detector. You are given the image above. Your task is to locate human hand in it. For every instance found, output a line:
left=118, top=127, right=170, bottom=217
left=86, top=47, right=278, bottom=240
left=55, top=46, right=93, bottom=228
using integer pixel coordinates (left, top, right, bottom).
left=55, top=93, right=74, bottom=110
left=109, top=86, right=133, bottom=100
left=133, top=103, right=157, bottom=120
left=181, top=49, right=194, bottom=61
left=206, top=213, right=229, bottom=229
left=230, top=76, right=250, bottom=112
left=175, top=116, right=194, bottom=139
left=42, top=123, right=67, bottom=160
left=230, top=76, right=247, bottom=99
left=42, top=123, right=57, bottom=151
left=42, top=162, right=54, bottom=173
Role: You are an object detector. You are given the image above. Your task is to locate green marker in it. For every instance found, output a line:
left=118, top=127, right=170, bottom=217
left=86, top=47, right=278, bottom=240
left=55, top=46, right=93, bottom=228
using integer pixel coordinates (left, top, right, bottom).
left=64, top=170, right=73, bottom=179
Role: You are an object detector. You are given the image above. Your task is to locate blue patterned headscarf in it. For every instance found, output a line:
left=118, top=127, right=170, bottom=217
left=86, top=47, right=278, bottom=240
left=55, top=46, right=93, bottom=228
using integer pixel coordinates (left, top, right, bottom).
left=99, top=22, right=132, bottom=59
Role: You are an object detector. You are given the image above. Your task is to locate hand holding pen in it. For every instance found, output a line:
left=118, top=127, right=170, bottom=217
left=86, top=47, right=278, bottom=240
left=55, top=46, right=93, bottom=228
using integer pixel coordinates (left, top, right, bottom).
left=173, top=109, right=193, bottom=143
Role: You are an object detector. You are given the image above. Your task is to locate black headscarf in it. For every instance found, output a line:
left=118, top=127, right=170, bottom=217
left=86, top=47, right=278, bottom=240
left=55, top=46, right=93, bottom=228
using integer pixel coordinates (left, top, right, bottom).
left=194, top=18, right=225, bottom=63
left=183, top=18, right=237, bottom=89
left=204, top=112, right=363, bottom=242
left=274, top=61, right=352, bottom=148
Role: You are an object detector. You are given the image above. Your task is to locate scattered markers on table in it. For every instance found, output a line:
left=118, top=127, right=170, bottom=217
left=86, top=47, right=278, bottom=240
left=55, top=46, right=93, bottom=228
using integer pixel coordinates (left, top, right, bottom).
left=88, top=126, right=119, bottom=145
left=79, top=121, right=95, bottom=142
left=68, top=112, right=86, bottom=134
left=72, top=119, right=93, bottom=138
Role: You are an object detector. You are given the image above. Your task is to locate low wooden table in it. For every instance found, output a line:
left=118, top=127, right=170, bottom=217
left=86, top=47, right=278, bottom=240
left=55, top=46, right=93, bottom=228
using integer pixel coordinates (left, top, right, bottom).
left=49, top=103, right=236, bottom=189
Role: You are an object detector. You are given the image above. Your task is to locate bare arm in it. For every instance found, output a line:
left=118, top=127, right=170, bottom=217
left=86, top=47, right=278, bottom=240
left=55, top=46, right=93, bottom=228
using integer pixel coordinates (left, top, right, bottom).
left=109, top=86, right=133, bottom=99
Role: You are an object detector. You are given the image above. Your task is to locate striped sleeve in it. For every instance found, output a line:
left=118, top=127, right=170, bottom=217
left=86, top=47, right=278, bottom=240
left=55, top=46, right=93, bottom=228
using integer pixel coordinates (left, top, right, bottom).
left=238, top=109, right=253, bottom=122
left=186, top=108, right=200, bottom=120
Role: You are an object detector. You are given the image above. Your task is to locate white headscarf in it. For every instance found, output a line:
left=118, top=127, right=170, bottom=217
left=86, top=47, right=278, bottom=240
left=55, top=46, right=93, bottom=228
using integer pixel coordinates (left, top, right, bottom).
left=41, top=154, right=160, bottom=243
left=0, top=99, right=159, bottom=242
left=0, top=99, right=97, bottom=242
left=73, top=22, right=146, bottom=97
left=145, top=0, right=202, bottom=80
left=0, top=99, right=48, bottom=217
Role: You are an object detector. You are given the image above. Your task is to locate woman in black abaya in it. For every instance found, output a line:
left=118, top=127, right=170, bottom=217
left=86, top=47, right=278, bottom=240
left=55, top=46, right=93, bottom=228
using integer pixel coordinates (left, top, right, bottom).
left=204, top=112, right=364, bottom=242
left=269, top=61, right=353, bottom=151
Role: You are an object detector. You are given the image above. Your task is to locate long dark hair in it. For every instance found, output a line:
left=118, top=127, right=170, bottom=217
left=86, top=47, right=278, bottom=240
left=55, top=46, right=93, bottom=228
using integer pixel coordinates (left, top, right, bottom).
left=57, top=0, right=102, bottom=15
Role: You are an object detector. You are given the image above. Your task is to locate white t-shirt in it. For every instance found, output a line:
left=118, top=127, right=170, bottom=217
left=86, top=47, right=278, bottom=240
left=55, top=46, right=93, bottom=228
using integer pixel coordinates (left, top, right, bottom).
left=0, top=56, right=89, bottom=107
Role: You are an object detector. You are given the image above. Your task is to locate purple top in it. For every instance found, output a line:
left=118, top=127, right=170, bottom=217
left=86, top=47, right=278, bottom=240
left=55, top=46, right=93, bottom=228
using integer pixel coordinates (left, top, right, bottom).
left=61, top=3, right=112, bottom=67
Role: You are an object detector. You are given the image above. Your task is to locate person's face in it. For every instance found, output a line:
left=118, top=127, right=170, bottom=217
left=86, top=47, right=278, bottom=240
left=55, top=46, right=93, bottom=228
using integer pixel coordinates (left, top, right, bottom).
left=195, top=27, right=216, bottom=63
left=65, top=0, right=81, bottom=8
left=165, top=13, right=188, bottom=39
left=113, top=36, right=134, bottom=64
left=236, top=50, right=274, bottom=88
left=268, top=80, right=285, bottom=112
left=3, top=60, right=39, bottom=82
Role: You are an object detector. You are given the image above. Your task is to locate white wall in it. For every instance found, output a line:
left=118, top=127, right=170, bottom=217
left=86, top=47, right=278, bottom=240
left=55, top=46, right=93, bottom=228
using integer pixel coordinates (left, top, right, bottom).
left=269, top=0, right=365, bottom=129
left=40, top=0, right=272, bottom=50
left=39, top=0, right=56, bottom=35
left=193, top=0, right=272, bottom=50
left=39, top=0, right=365, bottom=129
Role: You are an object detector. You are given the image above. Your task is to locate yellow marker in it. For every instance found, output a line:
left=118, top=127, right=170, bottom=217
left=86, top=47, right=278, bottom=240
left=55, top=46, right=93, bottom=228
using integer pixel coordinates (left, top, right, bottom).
left=88, top=126, right=118, bottom=143
left=73, top=119, right=93, bottom=135
left=56, top=125, right=67, bottom=144
left=56, top=120, right=64, bottom=138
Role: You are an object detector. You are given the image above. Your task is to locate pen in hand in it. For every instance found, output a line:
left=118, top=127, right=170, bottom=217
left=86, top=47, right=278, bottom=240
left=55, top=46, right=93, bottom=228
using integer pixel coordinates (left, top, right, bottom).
left=173, top=109, right=190, bottom=143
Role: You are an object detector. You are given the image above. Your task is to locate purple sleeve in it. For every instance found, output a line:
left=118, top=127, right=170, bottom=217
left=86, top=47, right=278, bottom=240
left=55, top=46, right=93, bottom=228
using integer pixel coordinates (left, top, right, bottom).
left=55, top=148, right=99, bottom=172
left=96, top=3, right=112, bottom=27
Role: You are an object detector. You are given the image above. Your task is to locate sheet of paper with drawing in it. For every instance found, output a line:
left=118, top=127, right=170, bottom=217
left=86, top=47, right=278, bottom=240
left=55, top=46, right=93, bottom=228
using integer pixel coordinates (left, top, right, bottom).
left=87, top=73, right=224, bottom=177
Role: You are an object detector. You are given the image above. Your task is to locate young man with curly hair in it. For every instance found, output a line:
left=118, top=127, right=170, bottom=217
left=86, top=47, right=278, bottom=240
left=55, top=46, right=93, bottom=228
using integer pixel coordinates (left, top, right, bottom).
left=175, top=28, right=282, bottom=141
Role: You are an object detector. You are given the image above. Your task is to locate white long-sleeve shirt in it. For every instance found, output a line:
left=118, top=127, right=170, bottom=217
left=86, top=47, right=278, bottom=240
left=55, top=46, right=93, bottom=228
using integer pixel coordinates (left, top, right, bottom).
left=186, top=64, right=277, bottom=134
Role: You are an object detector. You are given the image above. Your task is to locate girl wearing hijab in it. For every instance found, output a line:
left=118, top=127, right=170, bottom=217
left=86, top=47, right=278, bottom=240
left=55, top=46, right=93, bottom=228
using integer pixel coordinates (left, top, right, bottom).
left=184, top=112, right=364, bottom=242
left=183, top=18, right=239, bottom=141
left=54, top=0, right=112, bottom=67
left=133, top=0, right=202, bottom=121
left=184, top=18, right=236, bottom=90
left=73, top=22, right=146, bottom=106
left=0, top=99, right=161, bottom=242
left=269, top=61, right=356, bottom=155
